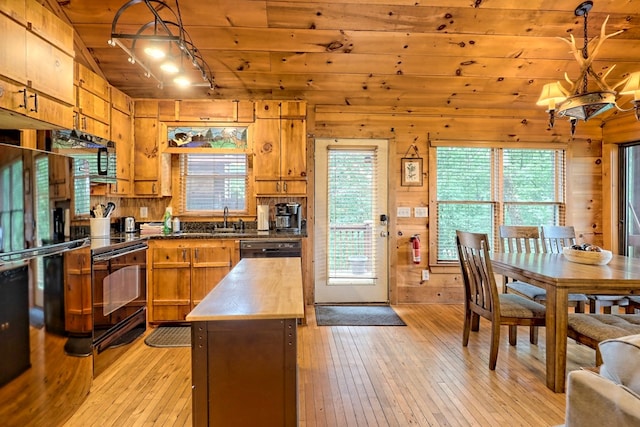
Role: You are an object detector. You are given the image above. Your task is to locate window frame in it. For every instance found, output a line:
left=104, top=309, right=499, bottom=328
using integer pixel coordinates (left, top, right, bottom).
left=428, top=141, right=567, bottom=267
left=178, top=152, right=249, bottom=215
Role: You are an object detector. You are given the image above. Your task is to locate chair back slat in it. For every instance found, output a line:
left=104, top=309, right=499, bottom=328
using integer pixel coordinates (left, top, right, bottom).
left=456, top=230, right=500, bottom=319
left=498, top=225, right=541, bottom=254
left=541, top=225, right=577, bottom=254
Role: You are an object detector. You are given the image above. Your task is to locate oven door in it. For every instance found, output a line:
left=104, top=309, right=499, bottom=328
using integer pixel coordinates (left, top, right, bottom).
left=91, top=242, right=147, bottom=376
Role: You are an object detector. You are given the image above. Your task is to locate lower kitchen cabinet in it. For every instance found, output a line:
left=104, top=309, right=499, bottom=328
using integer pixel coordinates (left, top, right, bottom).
left=148, top=239, right=238, bottom=324
left=63, top=248, right=92, bottom=335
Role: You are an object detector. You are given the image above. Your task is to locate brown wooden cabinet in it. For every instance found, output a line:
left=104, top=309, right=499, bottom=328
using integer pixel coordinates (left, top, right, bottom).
left=74, top=63, right=110, bottom=140
left=158, top=99, right=254, bottom=122
left=254, top=101, right=307, bottom=196
left=133, top=106, right=171, bottom=197
left=148, top=239, right=237, bottom=323
left=109, top=87, right=133, bottom=196
left=64, top=248, right=92, bottom=335
left=49, top=152, right=70, bottom=200
left=0, top=0, right=73, bottom=129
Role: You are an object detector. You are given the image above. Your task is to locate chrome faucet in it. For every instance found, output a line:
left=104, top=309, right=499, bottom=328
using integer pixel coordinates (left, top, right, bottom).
left=223, top=206, right=229, bottom=228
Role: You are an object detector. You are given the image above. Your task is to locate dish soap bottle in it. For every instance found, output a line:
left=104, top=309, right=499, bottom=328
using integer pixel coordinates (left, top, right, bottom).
left=163, top=207, right=173, bottom=234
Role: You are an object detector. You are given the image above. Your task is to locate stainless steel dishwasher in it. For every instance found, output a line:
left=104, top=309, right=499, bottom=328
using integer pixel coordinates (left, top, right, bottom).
left=239, top=240, right=302, bottom=258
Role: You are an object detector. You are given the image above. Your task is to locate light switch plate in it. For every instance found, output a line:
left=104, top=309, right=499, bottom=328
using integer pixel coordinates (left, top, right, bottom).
left=140, top=206, right=148, bottom=218
left=397, top=207, right=411, bottom=217
left=414, top=207, right=428, bottom=218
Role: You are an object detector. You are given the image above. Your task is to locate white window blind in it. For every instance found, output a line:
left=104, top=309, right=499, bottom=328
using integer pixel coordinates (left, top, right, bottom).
left=327, top=148, right=378, bottom=279
left=0, top=158, right=24, bottom=252
left=72, top=158, right=91, bottom=217
left=436, top=147, right=494, bottom=261
left=435, top=146, right=565, bottom=262
left=179, top=153, right=247, bottom=213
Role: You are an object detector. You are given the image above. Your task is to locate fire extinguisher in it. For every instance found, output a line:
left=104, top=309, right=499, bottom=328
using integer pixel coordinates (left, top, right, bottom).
left=410, top=234, right=421, bottom=264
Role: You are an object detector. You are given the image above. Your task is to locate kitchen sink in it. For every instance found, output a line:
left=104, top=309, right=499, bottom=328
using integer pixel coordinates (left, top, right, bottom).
left=172, top=232, right=214, bottom=237
left=212, top=228, right=237, bottom=233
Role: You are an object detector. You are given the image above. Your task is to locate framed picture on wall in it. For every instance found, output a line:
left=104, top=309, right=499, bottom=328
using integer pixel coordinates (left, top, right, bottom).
left=401, top=157, right=423, bottom=186
left=167, top=126, right=249, bottom=149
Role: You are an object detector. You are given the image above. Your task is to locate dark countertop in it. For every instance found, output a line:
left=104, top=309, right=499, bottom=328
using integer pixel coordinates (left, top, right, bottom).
left=86, top=228, right=307, bottom=254
left=2, top=228, right=302, bottom=267
left=154, top=229, right=307, bottom=240
left=1, top=238, right=90, bottom=269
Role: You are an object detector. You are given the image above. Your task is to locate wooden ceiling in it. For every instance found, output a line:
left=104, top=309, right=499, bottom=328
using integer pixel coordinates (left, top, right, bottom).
left=52, top=0, right=640, bottom=116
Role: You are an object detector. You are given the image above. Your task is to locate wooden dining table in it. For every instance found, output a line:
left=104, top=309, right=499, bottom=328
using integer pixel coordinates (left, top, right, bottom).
left=490, top=252, right=640, bottom=393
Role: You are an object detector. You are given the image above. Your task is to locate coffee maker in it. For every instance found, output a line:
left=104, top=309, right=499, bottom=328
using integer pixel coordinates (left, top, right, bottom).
left=275, top=202, right=302, bottom=232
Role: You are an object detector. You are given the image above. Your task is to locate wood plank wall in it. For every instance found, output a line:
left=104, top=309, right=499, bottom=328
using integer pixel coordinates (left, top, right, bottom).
left=309, top=105, right=635, bottom=304
left=90, top=101, right=640, bottom=305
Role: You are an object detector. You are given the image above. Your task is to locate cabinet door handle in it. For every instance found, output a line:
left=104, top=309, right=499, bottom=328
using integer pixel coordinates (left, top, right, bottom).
left=73, top=111, right=79, bottom=128
left=276, top=182, right=280, bottom=192
left=283, top=181, right=288, bottom=193
left=30, top=92, right=38, bottom=112
left=182, top=249, right=187, bottom=262
left=195, top=248, right=199, bottom=260
left=19, top=89, right=28, bottom=109
left=82, top=116, right=87, bottom=130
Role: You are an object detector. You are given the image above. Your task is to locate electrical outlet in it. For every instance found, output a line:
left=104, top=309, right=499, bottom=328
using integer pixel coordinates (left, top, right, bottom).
left=422, top=270, right=430, bottom=281
left=140, top=206, right=148, bottom=218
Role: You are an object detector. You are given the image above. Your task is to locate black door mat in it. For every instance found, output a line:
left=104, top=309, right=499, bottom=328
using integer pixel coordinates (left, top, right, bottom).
left=315, top=305, right=406, bottom=326
left=144, top=326, right=191, bottom=348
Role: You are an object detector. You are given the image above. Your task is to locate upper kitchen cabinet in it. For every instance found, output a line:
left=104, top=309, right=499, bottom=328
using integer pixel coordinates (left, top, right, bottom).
left=158, top=100, right=254, bottom=122
left=133, top=101, right=171, bottom=197
left=254, top=101, right=307, bottom=196
left=74, top=63, right=110, bottom=140
left=109, top=87, right=133, bottom=196
left=48, top=150, right=70, bottom=200
left=0, top=0, right=74, bottom=129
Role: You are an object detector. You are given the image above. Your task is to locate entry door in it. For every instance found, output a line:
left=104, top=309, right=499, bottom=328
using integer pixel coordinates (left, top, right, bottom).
left=314, top=139, right=389, bottom=303
left=621, top=143, right=640, bottom=256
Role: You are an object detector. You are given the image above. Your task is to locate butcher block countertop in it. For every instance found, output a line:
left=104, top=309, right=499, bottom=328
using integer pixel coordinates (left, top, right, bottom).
left=186, top=257, right=304, bottom=321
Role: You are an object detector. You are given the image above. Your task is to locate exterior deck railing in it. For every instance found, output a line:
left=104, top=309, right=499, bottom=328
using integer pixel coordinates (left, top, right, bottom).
left=328, top=222, right=374, bottom=275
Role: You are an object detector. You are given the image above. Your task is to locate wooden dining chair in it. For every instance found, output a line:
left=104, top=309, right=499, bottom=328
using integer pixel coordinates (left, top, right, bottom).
left=541, top=225, right=579, bottom=253
left=540, top=225, right=588, bottom=313
left=626, top=296, right=640, bottom=314
left=500, top=225, right=588, bottom=315
left=541, top=225, right=630, bottom=314
left=456, top=230, right=546, bottom=370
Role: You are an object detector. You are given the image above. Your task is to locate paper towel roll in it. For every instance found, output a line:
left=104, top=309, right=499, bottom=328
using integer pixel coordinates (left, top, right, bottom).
left=257, top=205, right=270, bottom=230
left=64, top=208, right=70, bottom=237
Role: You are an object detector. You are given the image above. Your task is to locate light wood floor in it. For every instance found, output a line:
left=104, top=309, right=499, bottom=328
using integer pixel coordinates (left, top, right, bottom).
left=41, top=304, right=595, bottom=426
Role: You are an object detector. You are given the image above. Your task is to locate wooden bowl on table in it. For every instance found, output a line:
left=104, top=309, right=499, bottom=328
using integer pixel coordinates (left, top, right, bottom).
left=562, top=247, right=613, bottom=265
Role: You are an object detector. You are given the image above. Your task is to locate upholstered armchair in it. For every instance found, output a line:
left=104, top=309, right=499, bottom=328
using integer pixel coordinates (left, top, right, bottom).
left=563, top=334, right=640, bottom=426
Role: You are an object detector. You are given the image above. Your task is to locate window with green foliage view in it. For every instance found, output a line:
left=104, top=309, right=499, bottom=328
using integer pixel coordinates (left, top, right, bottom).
left=434, top=146, right=565, bottom=262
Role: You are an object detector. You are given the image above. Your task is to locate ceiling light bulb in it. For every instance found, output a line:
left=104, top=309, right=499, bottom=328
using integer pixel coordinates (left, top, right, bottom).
left=143, top=44, right=166, bottom=59
left=620, top=72, right=640, bottom=99
left=160, top=60, right=179, bottom=74
left=174, top=75, right=190, bottom=87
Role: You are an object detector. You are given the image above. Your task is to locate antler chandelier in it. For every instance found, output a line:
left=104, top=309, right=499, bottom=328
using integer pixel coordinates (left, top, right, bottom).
left=108, top=0, right=214, bottom=89
left=536, top=1, right=640, bottom=135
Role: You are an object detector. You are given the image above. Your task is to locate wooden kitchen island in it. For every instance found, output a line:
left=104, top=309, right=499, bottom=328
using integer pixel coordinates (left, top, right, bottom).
left=186, top=257, right=304, bottom=427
